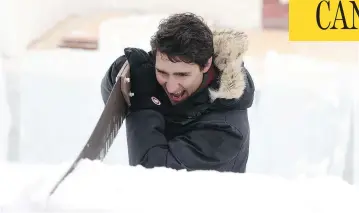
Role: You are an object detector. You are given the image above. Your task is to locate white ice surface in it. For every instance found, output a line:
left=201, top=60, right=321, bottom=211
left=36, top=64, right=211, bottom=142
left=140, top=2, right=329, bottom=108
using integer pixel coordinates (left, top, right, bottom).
left=246, top=52, right=358, bottom=180
left=99, top=14, right=170, bottom=51
left=15, top=50, right=130, bottom=165
left=1, top=159, right=359, bottom=213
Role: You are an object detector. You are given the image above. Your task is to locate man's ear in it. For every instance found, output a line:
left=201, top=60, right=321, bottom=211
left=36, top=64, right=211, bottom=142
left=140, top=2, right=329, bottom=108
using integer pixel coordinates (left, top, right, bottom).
left=202, top=56, right=213, bottom=73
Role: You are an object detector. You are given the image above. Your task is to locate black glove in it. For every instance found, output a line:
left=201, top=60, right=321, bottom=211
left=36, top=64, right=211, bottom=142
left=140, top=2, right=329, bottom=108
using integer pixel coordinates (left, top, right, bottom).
left=124, top=48, right=172, bottom=114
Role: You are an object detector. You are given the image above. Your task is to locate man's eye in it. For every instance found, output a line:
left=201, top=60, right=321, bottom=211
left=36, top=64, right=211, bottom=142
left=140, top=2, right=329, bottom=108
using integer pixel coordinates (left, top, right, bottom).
left=177, top=73, right=189, bottom=77
left=157, top=70, right=167, bottom=75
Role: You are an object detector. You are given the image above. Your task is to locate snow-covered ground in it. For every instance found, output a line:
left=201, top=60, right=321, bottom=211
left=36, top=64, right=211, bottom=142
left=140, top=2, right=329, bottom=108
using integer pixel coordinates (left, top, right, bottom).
left=1, top=159, right=359, bottom=213
left=1, top=15, right=359, bottom=212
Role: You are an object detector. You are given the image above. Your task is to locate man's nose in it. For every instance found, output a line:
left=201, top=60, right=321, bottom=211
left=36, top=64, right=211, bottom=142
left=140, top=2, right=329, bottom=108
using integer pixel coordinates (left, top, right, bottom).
left=165, top=79, right=180, bottom=94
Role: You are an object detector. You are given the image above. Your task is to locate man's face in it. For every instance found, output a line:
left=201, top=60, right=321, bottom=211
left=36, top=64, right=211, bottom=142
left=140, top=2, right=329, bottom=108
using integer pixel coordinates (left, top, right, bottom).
left=155, top=51, right=211, bottom=104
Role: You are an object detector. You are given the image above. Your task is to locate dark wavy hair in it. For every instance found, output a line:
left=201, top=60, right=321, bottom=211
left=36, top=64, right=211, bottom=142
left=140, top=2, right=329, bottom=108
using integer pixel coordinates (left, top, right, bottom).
left=150, top=12, right=214, bottom=70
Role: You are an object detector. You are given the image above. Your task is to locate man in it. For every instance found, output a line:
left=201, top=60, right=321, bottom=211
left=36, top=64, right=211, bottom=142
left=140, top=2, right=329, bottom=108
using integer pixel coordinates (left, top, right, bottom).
left=101, top=13, right=255, bottom=172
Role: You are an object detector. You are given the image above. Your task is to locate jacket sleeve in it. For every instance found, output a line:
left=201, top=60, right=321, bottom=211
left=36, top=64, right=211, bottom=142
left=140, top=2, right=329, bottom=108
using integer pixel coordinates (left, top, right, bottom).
left=125, top=109, right=247, bottom=171
left=101, top=55, right=127, bottom=104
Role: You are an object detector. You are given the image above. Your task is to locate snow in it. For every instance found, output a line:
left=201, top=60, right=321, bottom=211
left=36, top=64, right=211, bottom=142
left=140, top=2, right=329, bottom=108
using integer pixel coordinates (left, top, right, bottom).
left=99, top=14, right=170, bottom=51
left=16, top=50, right=129, bottom=164
left=246, top=52, right=358, bottom=180
left=1, top=159, right=359, bottom=213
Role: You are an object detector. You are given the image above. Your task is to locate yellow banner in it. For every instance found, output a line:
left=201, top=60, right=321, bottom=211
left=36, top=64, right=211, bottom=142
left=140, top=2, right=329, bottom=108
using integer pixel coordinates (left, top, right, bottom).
left=289, top=0, right=359, bottom=41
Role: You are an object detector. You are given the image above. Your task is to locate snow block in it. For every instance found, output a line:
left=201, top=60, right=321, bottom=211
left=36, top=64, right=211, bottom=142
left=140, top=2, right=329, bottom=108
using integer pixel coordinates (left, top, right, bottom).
left=1, top=160, right=359, bottom=213
left=247, top=51, right=358, bottom=183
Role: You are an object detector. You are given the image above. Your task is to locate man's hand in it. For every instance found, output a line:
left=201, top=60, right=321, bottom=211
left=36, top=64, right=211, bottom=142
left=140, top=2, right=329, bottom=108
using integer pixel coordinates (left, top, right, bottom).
left=124, top=48, right=171, bottom=114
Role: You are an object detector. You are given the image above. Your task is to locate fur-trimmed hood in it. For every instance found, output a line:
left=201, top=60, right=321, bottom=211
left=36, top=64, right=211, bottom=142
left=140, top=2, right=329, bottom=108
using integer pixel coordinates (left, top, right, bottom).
left=208, top=28, right=254, bottom=108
